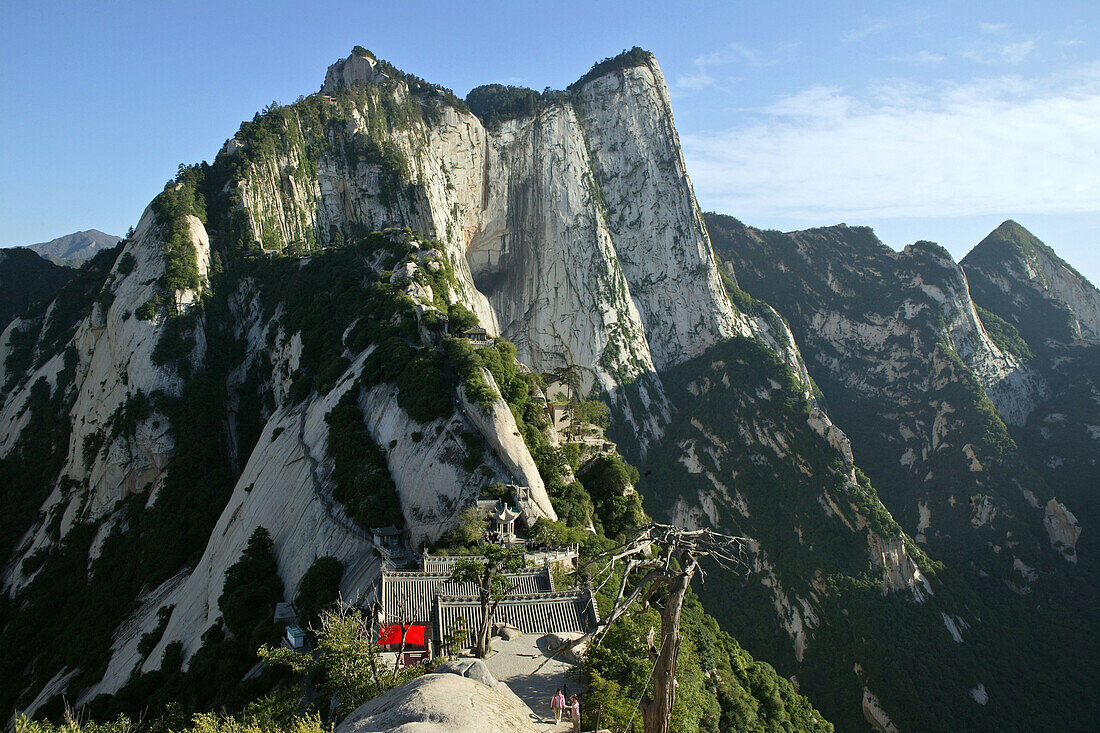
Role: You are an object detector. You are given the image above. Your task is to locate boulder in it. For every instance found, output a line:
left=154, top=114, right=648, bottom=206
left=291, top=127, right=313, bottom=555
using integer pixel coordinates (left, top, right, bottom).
left=434, top=658, right=497, bottom=687
left=490, top=622, right=522, bottom=640
left=544, top=631, right=586, bottom=664
left=335, top=659, right=535, bottom=733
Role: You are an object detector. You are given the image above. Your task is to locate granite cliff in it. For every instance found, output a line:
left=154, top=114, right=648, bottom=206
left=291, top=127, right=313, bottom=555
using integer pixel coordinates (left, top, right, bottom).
left=1, top=46, right=1095, bottom=733
left=0, top=48, right=793, bottom=719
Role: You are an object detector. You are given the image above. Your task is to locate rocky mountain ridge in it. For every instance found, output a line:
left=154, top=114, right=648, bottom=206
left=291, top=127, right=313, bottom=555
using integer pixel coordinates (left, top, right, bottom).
left=706, top=212, right=1098, bottom=731
left=0, top=45, right=1094, bottom=732
left=22, top=229, right=121, bottom=267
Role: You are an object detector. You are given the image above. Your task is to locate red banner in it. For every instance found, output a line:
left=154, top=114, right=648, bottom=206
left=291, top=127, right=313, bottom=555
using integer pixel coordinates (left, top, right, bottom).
left=378, top=624, right=426, bottom=646
left=403, top=624, right=426, bottom=646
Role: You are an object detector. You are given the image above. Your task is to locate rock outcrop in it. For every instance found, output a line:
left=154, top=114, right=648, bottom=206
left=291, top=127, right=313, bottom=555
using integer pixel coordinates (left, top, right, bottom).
left=335, top=660, right=535, bottom=733
left=570, top=58, right=752, bottom=370
left=322, top=50, right=379, bottom=94
left=862, top=687, right=900, bottom=733
left=1043, top=498, right=1081, bottom=562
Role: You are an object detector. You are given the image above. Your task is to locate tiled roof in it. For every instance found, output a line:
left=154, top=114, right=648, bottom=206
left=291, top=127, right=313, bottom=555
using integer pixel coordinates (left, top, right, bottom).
left=434, top=588, right=599, bottom=643
left=421, top=555, right=481, bottom=573
left=421, top=546, right=578, bottom=573
left=381, top=566, right=553, bottom=624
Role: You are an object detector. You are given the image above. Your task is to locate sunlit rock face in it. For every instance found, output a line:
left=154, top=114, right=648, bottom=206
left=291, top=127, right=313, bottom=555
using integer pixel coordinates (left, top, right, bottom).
left=1, top=49, right=770, bottom=711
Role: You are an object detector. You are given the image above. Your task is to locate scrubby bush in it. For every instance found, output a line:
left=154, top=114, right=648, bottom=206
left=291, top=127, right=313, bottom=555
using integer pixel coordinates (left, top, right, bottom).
left=578, top=454, right=645, bottom=540
left=435, top=507, right=488, bottom=551
left=325, top=391, right=404, bottom=531
left=218, top=526, right=283, bottom=642
left=446, top=302, right=479, bottom=333
left=260, top=603, right=429, bottom=720
left=465, top=84, right=542, bottom=128
left=294, top=556, right=344, bottom=627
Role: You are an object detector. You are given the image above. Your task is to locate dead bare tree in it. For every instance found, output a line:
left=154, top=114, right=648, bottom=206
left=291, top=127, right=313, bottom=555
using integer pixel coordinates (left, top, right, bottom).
left=553, top=523, right=748, bottom=733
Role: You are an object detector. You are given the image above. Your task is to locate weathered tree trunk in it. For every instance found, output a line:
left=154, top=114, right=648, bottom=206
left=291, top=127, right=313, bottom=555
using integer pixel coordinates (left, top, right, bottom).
left=640, top=556, right=693, bottom=733
left=475, top=588, right=493, bottom=657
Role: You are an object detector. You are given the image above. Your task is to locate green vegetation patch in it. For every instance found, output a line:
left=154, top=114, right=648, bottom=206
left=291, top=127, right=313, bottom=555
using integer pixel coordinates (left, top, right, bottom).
left=569, top=46, right=654, bottom=90
left=325, top=390, right=404, bottom=531
left=975, top=303, right=1034, bottom=361
left=150, top=165, right=207, bottom=308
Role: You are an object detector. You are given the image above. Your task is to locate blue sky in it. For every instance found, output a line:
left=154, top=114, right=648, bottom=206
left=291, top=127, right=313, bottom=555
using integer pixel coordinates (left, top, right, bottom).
left=2, top=0, right=1098, bottom=282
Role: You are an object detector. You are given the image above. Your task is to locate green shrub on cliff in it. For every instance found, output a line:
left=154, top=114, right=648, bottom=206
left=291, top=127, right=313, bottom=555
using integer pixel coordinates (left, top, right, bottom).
left=325, top=391, right=404, bottom=531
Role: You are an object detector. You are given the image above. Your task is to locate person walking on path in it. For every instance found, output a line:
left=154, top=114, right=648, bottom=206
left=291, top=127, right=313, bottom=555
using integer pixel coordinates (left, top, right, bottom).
left=551, top=688, right=566, bottom=724
left=569, top=694, right=580, bottom=732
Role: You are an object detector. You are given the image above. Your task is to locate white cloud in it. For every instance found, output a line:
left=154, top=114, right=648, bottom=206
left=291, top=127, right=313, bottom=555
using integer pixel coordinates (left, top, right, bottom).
left=964, top=39, right=1036, bottom=64
left=676, top=72, right=716, bottom=91
left=682, top=66, right=1100, bottom=222
left=672, top=42, right=778, bottom=93
left=963, top=23, right=1038, bottom=64
left=895, top=50, right=947, bottom=65
left=843, top=12, right=935, bottom=43
left=843, top=20, right=892, bottom=43
left=694, top=43, right=765, bottom=68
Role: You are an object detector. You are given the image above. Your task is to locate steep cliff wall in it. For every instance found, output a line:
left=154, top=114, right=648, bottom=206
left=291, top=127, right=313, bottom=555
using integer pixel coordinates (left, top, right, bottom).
left=230, top=50, right=777, bottom=401
left=469, top=104, right=656, bottom=389
left=1, top=206, right=210, bottom=593
left=572, top=59, right=751, bottom=369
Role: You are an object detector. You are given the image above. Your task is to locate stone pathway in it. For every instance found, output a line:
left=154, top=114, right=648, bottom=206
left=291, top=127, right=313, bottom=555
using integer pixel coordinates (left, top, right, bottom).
left=481, top=633, right=583, bottom=732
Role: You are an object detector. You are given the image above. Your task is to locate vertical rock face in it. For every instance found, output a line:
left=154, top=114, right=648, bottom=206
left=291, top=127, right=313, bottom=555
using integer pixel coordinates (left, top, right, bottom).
left=231, top=83, right=497, bottom=332
left=237, top=50, right=761, bottom=397
left=469, top=103, right=656, bottom=389
left=570, top=58, right=749, bottom=369
left=322, top=51, right=378, bottom=94
left=1044, top=498, right=1081, bottom=562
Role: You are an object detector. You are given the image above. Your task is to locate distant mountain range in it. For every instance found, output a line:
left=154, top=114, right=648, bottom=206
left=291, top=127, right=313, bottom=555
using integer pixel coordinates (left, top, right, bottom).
left=21, top=229, right=121, bottom=267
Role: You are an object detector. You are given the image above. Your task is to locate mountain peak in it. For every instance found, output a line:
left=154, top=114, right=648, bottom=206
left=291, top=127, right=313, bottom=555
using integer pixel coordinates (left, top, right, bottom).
left=24, top=228, right=121, bottom=267
left=962, top=220, right=1100, bottom=342
left=978, top=219, right=1044, bottom=255
left=569, top=46, right=655, bottom=90
left=968, top=219, right=1091, bottom=287
left=321, top=48, right=380, bottom=93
